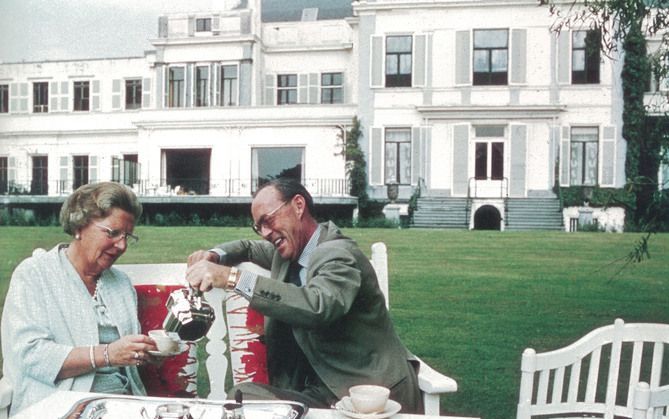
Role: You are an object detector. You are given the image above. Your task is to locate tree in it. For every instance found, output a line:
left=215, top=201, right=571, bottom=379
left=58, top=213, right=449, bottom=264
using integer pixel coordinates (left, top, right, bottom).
left=337, top=117, right=370, bottom=213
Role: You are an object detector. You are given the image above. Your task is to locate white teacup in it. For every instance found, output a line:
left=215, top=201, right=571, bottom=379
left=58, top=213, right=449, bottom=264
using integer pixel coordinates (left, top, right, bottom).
left=349, top=385, right=390, bottom=414
left=149, top=329, right=180, bottom=353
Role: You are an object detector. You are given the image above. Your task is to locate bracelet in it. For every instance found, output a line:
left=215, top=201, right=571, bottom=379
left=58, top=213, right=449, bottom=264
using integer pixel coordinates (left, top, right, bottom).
left=89, top=345, right=97, bottom=370
left=103, top=344, right=111, bottom=367
left=226, top=267, right=239, bottom=290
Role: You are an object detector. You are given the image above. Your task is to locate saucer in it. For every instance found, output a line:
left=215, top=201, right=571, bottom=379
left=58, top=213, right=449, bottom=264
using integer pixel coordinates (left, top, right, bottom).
left=148, top=342, right=188, bottom=357
left=335, top=396, right=401, bottom=419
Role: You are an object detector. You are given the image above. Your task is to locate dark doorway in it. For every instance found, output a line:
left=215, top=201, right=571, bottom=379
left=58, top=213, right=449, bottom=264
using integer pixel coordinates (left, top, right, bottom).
left=473, top=205, right=501, bottom=230
left=163, top=149, right=211, bottom=195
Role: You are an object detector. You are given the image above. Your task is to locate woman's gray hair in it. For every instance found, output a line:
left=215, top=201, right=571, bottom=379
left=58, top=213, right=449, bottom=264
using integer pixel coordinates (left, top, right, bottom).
left=60, top=182, right=143, bottom=236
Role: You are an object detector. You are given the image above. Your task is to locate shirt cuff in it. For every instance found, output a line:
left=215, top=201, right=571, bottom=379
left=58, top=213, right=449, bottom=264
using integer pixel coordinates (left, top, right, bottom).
left=208, top=248, right=226, bottom=264
left=234, top=269, right=257, bottom=299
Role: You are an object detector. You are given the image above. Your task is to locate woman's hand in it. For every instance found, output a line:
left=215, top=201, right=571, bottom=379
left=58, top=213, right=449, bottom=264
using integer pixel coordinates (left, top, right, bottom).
left=108, top=334, right=157, bottom=367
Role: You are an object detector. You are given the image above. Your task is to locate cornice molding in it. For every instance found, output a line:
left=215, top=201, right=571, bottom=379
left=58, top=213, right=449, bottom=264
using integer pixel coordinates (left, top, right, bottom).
left=415, top=105, right=566, bottom=120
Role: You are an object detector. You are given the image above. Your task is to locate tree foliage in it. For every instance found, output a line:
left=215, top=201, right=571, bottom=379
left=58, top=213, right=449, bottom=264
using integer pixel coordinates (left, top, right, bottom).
left=336, top=116, right=370, bottom=212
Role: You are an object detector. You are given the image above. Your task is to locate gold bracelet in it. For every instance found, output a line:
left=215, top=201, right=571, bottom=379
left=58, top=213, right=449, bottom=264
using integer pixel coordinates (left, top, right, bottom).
left=89, top=345, right=97, bottom=370
left=226, top=267, right=239, bottom=290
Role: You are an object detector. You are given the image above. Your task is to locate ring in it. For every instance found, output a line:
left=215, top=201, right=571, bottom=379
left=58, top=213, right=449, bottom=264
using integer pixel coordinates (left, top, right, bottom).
left=136, top=360, right=141, bottom=366
left=133, top=351, right=139, bottom=360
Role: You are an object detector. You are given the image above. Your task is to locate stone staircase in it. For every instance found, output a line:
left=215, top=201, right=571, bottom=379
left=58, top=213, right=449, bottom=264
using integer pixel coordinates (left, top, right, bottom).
left=411, top=197, right=469, bottom=229
left=504, top=197, right=563, bottom=231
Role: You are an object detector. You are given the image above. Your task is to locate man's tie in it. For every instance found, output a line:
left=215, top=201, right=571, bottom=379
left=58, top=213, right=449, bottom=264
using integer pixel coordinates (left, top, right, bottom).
left=288, top=262, right=302, bottom=286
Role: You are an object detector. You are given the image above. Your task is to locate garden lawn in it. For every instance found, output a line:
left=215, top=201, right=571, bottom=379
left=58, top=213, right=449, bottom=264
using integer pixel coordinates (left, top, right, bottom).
left=1, top=227, right=667, bottom=419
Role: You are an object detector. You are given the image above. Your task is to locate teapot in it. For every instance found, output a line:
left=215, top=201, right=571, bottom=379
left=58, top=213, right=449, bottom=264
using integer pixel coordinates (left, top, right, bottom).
left=162, top=286, right=215, bottom=341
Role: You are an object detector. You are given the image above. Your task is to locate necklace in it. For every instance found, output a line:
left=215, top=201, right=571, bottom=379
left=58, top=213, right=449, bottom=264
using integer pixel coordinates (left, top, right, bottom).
left=92, top=280, right=101, bottom=301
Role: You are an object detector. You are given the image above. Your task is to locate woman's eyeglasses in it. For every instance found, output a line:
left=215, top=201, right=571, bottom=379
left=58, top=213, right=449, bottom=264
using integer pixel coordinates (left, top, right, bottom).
left=95, top=223, right=139, bottom=245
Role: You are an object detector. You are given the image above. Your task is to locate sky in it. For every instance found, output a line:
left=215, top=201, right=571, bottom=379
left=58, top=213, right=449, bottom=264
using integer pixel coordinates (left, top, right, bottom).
left=0, top=0, right=352, bottom=64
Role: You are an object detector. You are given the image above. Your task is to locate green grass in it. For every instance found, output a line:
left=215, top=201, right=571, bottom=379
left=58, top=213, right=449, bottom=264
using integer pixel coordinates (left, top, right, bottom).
left=1, top=227, right=668, bottom=419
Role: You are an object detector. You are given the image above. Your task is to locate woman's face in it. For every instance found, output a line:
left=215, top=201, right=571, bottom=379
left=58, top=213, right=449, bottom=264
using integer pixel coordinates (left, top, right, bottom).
left=76, top=207, right=135, bottom=273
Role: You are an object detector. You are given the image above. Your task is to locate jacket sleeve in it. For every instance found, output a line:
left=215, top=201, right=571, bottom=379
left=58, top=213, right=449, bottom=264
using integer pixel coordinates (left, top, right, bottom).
left=215, top=239, right=276, bottom=269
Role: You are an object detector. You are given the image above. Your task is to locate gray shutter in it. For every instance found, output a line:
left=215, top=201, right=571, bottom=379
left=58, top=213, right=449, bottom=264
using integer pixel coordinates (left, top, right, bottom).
left=92, top=80, right=100, bottom=111
left=455, top=30, right=471, bottom=85
left=20, top=83, right=28, bottom=112
left=560, top=126, right=570, bottom=186
left=60, top=156, right=69, bottom=193
left=601, top=126, right=616, bottom=186
left=156, top=65, right=164, bottom=109
left=50, top=81, right=59, bottom=112
left=421, top=126, right=431, bottom=185
left=158, top=16, right=168, bottom=38
left=371, top=127, right=383, bottom=185
left=411, top=127, right=422, bottom=185
left=142, top=78, right=151, bottom=108
left=185, top=64, right=192, bottom=107
left=8, top=157, right=16, bottom=186
left=112, top=79, right=122, bottom=110
left=265, top=75, right=275, bottom=105
left=240, top=11, right=251, bottom=34
left=558, top=31, right=570, bottom=84
left=240, top=61, right=252, bottom=106
left=298, top=74, right=308, bottom=104
left=510, top=124, right=527, bottom=197
left=370, top=35, right=384, bottom=88
left=511, top=29, right=527, bottom=84
left=413, top=34, right=427, bottom=88
left=89, top=156, right=98, bottom=183
left=61, top=81, right=69, bottom=111
left=188, top=16, right=195, bottom=36
left=309, top=73, right=319, bottom=104
left=453, top=124, right=469, bottom=196
left=211, top=14, right=220, bottom=34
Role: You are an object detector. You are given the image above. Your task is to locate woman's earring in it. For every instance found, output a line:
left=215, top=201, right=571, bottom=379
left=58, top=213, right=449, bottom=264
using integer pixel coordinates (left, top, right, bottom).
left=75, top=233, right=81, bottom=240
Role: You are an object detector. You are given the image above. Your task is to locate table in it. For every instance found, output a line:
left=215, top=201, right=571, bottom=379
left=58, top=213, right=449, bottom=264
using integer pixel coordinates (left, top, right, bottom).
left=13, top=391, right=479, bottom=419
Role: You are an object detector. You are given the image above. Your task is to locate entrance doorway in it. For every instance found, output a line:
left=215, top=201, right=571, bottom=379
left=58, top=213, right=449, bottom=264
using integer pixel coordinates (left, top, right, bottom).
left=162, top=149, right=211, bottom=195
left=473, top=205, right=502, bottom=230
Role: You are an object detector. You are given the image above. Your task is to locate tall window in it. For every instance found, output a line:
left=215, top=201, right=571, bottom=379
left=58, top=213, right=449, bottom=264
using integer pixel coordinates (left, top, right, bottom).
left=196, top=18, right=211, bottom=32
left=572, top=30, right=600, bottom=84
left=33, top=82, right=49, bottom=113
left=251, top=147, right=304, bottom=190
left=321, top=72, right=343, bottom=104
left=570, top=127, right=599, bottom=186
left=125, top=79, right=142, bottom=110
left=0, top=84, right=8, bottom=113
left=113, top=154, right=139, bottom=186
left=168, top=67, right=185, bottom=107
left=31, top=156, right=48, bottom=195
left=195, top=66, right=209, bottom=107
left=475, top=143, right=505, bottom=180
left=0, top=157, right=7, bottom=194
left=73, top=155, right=89, bottom=189
left=385, top=36, right=412, bottom=87
left=220, top=65, right=238, bottom=106
left=473, top=29, right=508, bottom=85
left=384, top=128, right=411, bottom=185
left=73, top=81, right=90, bottom=111
left=277, top=74, right=297, bottom=105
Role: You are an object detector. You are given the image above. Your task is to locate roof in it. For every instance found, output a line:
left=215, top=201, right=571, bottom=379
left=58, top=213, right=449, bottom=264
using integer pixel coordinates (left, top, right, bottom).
left=261, top=0, right=353, bottom=22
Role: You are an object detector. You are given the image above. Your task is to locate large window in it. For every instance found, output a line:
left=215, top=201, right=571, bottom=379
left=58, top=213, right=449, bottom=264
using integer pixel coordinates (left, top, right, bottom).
left=31, top=156, right=48, bottom=195
left=572, top=30, right=600, bottom=84
left=196, top=18, right=211, bottom=32
left=73, top=81, right=90, bottom=111
left=0, top=85, right=8, bottom=113
left=321, top=72, right=343, bottom=104
left=385, top=36, right=412, bottom=87
left=195, top=66, right=209, bottom=107
left=112, top=154, right=138, bottom=186
left=384, top=128, right=411, bottom=185
left=570, top=127, right=599, bottom=186
left=251, top=147, right=304, bottom=190
left=475, top=142, right=504, bottom=180
left=73, top=155, right=89, bottom=189
left=220, top=65, right=238, bottom=106
left=277, top=74, right=297, bottom=105
left=0, top=157, right=7, bottom=194
left=125, top=79, right=142, bottom=110
left=473, top=29, right=508, bottom=85
left=168, top=67, right=185, bottom=107
left=33, top=82, right=48, bottom=113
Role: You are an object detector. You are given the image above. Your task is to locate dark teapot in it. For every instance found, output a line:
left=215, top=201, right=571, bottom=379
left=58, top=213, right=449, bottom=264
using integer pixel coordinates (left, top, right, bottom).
left=162, top=286, right=215, bottom=341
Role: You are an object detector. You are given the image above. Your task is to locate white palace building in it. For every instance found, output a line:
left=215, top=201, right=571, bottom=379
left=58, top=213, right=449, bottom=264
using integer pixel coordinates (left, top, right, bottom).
left=1, top=0, right=667, bottom=230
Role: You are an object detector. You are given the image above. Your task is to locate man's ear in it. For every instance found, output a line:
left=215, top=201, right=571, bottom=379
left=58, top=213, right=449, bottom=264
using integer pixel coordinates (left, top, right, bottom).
left=293, top=194, right=306, bottom=218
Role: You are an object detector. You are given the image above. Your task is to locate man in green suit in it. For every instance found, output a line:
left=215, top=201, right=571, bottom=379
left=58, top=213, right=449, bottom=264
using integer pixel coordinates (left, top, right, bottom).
left=186, top=178, right=423, bottom=413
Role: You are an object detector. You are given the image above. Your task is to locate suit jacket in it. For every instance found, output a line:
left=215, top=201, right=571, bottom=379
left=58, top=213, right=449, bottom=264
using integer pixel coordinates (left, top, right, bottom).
left=216, top=221, right=422, bottom=412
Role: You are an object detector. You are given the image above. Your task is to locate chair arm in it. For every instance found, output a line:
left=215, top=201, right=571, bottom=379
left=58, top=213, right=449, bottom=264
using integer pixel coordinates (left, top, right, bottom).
left=416, top=357, right=458, bottom=394
left=0, top=376, right=13, bottom=419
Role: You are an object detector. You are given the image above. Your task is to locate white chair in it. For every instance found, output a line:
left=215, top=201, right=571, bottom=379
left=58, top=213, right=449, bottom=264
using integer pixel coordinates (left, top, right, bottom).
left=0, top=377, right=11, bottom=419
left=633, top=382, right=669, bottom=419
left=517, top=318, right=669, bottom=419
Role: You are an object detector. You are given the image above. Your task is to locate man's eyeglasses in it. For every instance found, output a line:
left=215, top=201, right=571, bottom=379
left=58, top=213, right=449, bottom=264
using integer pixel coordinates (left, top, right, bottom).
left=95, top=223, right=139, bottom=245
left=252, top=200, right=289, bottom=235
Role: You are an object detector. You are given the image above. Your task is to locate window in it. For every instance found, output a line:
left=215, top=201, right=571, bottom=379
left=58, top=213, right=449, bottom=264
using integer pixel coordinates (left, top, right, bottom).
left=220, top=65, right=238, bottom=106
left=112, top=154, right=139, bottom=186
left=572, top=30, right=600, bottom=84
left=384, top=128, right=411, bottom=185
left=570, top=127, right=599, bottom=186
left=473, top=29, right=508, bottom=85
left=321, top=72, right=343, bottom=104
left=196, top=18, right=211, bottom=32
left=73, top=155, right=89, bottom=189
left=385, top=36, right=412, bottom=87
left=0, top=85, right=8, bottom=113
left=125, top=79, right=142, bottom=110
left=251, top=147, right=304, bottom=191
left=33, top=82, right=48, bottom=113
left=277, top=74, right=297, bottom=105
left=168, top=67, right=185, bottom=107
left=474, top=126, right=505, bottom=180
left=73, top=81, right=90, bottom=111
left=0, top=157, right=7, bottom=194
left=31, top=156, right=48, bottom=195
left=195, top=66, right=209, bottom=107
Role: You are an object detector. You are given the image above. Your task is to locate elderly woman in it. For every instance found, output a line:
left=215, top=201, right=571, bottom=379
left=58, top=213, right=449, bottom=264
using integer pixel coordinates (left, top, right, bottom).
left=1, top=182, right=156, bottom=416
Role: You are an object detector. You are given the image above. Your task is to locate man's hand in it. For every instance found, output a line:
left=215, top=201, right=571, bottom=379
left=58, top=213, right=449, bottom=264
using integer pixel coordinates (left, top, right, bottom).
left=186, top=259, right=231, bottom=292
left=187, top=249, right=219, bottom=267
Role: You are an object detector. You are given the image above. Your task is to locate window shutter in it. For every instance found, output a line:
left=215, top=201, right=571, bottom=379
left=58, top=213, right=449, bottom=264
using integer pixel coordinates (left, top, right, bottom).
left=185, top=64, right=193, bottom=107
left=156, top=65, right=164, bottom=108
left=92, top=80, right=101, bottom=111
left=560, top=126, right=570, bottom=186
left=558, top=31, right=570, bottom=84
left=89, top=156, right=98, bottom=183
left=421, top=126, right=431, bottom=185
left=510, top=124, right=527, bottom=197
left=370, top=35, right=384, bottom=88
left=158, top=16, right=168, bottom=38
left=413, top=34, right=427, bottom=88
left=265, top=74, right=275, bottom=105
left=240, top=61, right=252, bottom=106
left=600, top=126, right=616, bottom=186
left=308, top=73, right=319, bottom=104
left=211, top=14, right=220, bottom=34
left=455, top=30, right=471, bottom=85
left=298, top=73, right=308, bottom=104
left=211, top=63, right=219, bottom=106
left=511, top=29, right=527, bottom=84
left=112, top=79, right=122, bottom=110
left=10, top=83, right=28, bottom=113
left=188, top=16, right=195, bottom=37
left=20, top=83, right=28, bottom=112
left=60, top=156, right=69, bottom=193
left=452, top=124, right=469, bottom=196
left=8, top=157, right=16, bottom=186
left=411, top=127, right=422, bottom=185
left=60, top=81, right=69, bottom=111
left=50, top=81, right=59, bottom=112
left=370, top=127, right=383, bottom=185
left=142, top=78, right=151, bottom=109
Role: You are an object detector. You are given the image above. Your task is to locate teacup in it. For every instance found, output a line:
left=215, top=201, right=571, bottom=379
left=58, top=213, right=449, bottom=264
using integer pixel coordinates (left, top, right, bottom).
left=349, top=385, right=390, bottom=414
left=149, top=329, right=180, bottom=354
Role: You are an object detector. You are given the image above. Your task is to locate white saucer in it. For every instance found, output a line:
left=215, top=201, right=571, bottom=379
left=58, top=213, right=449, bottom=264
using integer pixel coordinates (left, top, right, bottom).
left=148, top=342, right=188, bottom=358
left=335, top=397, right=401, bottom=419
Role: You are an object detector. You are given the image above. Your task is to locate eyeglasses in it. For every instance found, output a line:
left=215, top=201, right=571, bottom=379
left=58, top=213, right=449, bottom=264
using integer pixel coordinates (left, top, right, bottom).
left=252, top=200, right=289, bottom=235
left=95, top=223, right=139, bottom=245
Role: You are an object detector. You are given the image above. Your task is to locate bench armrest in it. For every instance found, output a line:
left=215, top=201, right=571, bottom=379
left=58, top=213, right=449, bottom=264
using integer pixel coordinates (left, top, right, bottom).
left=416, top=356, right=458, bottom=394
